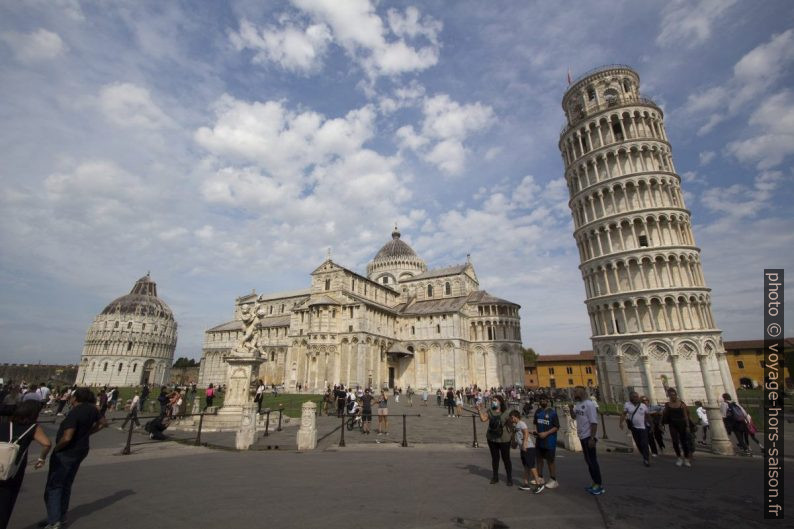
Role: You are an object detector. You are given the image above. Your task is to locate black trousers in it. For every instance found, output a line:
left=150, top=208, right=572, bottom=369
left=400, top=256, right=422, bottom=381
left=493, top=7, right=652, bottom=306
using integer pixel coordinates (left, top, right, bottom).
left=487, top=440, right=512, bottom=481
left=0, top=460, right=26, bottom=529
left=629, top=426, right=651, bottom=461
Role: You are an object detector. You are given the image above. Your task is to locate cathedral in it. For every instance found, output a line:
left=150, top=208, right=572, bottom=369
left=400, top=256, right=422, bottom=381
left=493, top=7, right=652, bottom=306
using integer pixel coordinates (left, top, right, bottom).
left=198, top=228, right=525, bottom=392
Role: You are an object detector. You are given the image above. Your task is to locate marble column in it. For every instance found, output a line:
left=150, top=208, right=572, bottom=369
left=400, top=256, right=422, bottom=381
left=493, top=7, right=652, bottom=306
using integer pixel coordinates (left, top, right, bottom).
left=697, top=352, right=734, bottom=455
left=616, top=354, right=629, bottom=402
left=716, top=352, right=738, bottom=402
left=641, top=354, right=657, bottom=404
left=670, top=353, right=685, bottom=404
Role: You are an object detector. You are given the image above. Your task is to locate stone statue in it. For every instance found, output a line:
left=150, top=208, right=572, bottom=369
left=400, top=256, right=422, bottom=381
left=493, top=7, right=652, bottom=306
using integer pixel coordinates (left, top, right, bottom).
left=237, top=302, right=265, bottom=356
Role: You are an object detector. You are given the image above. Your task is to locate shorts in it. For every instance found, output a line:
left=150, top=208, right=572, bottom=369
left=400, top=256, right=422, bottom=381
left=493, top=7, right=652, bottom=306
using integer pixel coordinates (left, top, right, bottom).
left=520, top=448, right=536, bottom=469
left=362, top=412, right=372, bottom=422
left=378, top=408, right=388, bottom=416
left=536, top=446, right=556, bottom=462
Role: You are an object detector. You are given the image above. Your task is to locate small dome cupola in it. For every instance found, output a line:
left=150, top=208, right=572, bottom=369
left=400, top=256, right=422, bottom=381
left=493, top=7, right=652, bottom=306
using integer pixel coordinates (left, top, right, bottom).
left=367, top=225, right=427, bottom=286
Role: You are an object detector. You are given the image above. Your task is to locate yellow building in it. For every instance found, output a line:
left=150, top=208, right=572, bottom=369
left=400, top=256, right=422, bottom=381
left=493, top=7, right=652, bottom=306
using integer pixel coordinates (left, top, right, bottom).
left=724, top=338, right=793, bottom=390
left=524, top=351, right=597, bottom=389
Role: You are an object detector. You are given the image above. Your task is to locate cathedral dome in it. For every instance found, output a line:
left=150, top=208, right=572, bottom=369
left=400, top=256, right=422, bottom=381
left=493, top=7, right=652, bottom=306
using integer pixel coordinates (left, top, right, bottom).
left=374, top=227, right=418, bottom=260
left=101, top=274, right=174, bottom=319
left=367, top=226, right=427, bottom=286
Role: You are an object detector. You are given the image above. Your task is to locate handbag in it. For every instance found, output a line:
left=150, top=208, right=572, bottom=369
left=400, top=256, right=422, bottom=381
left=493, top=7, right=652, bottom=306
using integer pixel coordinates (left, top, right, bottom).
left=0, top=422, right=37, bottom=481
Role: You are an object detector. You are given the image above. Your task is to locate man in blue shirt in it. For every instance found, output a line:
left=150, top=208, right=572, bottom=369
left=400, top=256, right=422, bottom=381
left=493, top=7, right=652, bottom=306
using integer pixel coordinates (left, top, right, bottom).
left=533, top=394, right=560, bottom=488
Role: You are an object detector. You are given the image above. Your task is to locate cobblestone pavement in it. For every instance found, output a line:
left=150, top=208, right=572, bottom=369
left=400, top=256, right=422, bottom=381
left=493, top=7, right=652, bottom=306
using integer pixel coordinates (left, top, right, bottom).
left=10, top=417, right=790, bottom=529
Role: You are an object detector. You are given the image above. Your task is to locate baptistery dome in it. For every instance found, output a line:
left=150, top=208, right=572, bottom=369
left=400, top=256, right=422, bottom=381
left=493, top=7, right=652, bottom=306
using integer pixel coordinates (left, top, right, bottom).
left=76, top=274, right=177, bottom=387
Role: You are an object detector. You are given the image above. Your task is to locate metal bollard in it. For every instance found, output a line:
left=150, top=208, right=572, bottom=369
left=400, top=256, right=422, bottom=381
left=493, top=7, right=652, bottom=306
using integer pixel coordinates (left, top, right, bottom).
left=600, top=412, right=609, bottom=440
left=277, top=408, right=283, bottom=432
left=121, top=414, right=135, bottom=455
left=401, top=414, right=408, bottom=447
left=339, top=415, right=346, bottom=447
left=263, top=409, right=271, bottom=437
left=195, top=411, right=205, bottom=446
left=471, top=414, right=479, bottom=448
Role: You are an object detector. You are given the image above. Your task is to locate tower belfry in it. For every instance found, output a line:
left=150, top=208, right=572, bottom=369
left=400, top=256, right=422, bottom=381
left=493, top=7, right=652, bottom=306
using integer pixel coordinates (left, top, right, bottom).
left=558, top=66, right=735, bottom=454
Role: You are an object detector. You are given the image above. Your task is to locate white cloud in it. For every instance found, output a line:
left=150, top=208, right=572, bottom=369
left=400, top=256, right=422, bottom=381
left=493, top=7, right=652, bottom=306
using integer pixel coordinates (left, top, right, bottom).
left=396, top=93, right=495, bottom=175
left=700, top=170, right=783, bottom=218
left=1, top=28, right=65, bottom=62
left=230, top=18, right=332, bottom=74
left=680, top=29, right=794, bottom=135
left=726, top=91, right=794, bottom=169
left=698, top=151, right=716, bottom=165
left=99, top=82, right=173, bottom=129
left=290, top=0, right=441, bottom=78
left=656, top=0, right=737, bottom=48
left=195, top=95, right=377, bottom=180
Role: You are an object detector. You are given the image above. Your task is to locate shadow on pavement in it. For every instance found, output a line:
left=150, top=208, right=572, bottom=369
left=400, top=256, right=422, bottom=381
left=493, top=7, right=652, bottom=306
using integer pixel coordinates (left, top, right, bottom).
left=22, top=489, right=136, bottom=529
left=460, top=463, right=493, bottom=481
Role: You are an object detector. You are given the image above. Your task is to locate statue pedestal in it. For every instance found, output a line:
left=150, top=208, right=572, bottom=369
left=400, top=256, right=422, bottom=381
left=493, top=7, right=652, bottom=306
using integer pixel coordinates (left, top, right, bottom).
left=215, top=353, right=263, bottom=428
left=235, top=405, right=258, bottom=450
left=557, top=405, right=582, bottom=452
left=705, top=405, right=735, bottom=456
left=296, top=401, right=317, bottom=451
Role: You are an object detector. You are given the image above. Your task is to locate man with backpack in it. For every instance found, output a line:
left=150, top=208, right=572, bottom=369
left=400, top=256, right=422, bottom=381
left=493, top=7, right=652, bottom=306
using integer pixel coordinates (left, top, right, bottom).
left=720, top=393, right=750, bottom=455
left=619, top=391, right=651, bottom=467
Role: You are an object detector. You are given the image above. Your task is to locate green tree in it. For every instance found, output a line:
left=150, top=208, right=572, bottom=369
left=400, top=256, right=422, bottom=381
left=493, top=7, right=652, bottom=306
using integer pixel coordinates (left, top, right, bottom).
left=173, top=357, right=198, bottom=368
left=522, top=347, right=538, bottom=366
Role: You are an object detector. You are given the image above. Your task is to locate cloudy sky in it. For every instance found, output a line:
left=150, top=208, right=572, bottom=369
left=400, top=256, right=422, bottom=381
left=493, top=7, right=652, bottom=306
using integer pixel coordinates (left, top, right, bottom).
left=1, top=0, right=792, bottom=364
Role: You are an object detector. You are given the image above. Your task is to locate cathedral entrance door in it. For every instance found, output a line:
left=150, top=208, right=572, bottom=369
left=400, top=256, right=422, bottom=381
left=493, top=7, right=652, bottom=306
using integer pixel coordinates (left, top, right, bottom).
left=388, top=367, right=395, bottom=389
left=141, top=359, right=155, bottom=385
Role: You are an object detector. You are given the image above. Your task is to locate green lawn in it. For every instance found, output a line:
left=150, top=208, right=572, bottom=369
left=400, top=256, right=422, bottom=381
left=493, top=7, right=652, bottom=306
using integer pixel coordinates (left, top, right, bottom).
left=109, top=387, right=320, bottom=417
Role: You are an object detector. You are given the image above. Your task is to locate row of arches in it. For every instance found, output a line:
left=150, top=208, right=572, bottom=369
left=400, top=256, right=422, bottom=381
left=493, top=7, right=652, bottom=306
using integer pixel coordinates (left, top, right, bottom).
left=82, top=338, right=174, bottom=359
left=561, top=108, right=667, bottom=166
left=565, top=143, right=675, bottom=195
left=588, top=294, right=716, bottom=336
left=582, top=252, right=705, bottom=299
left=468, top=320, right=521, bottom=342
left=570, top=177, right=683, bottom=228
left=576, top=214, right=695, bottom=262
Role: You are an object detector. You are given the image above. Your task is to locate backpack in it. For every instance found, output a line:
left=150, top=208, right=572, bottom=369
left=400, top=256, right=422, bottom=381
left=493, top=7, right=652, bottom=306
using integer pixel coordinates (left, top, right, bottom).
left=727, top=402, right=746, bottom=422
left=0, top=422, right=37, bottom=480
left=487, top=413, right=504, bottom=438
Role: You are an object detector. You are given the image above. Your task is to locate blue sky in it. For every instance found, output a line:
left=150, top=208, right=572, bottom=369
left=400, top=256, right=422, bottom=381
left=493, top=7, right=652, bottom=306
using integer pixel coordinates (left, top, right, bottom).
left=0, top=0, right=792, bottom=364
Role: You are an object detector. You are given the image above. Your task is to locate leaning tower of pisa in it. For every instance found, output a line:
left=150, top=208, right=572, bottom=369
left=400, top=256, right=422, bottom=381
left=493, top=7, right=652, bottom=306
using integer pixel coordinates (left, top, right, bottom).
left=558, top=66, right=737, bottom=415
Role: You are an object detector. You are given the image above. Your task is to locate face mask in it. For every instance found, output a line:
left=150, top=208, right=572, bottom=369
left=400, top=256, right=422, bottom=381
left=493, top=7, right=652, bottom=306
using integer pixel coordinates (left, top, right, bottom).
left=490, top=402, right=499, bottom=410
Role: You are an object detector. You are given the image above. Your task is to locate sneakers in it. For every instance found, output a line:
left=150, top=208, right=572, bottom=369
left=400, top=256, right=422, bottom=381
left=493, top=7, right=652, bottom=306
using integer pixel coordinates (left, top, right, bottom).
left=518, top=483, right=533, bottom=491
left=588, top=486, right=606, bottom=495
left=506, top=479, right=514, bottom=487
left=683, top=459, right=692, bottom=467
left=489, top=477, right=498, bottom=484
left=533, top=483, right=545, bottom=494
left=643, top=459, right=650, bottom=467
left=651, top=453, right=658, bottom=458
left=545, top=479, right=559, bottom=489
left=675, top=457, right=683, bottom=467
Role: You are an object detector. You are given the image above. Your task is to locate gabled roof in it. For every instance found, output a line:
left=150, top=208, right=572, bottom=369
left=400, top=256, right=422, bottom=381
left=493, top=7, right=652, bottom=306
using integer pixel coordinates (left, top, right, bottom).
left=536, top=351, right=595, bottom=363
left=257, top=288, right=311, bottom=301
left=207, top=320, right=244, bottom=332
left=403, top=264, right=469, bottom=281
left=398, top=295, right=470, bottom=315
left=306, top=294, right=342, bottom=307
left=724, top=338, right=794, bottom=350
left=345, top=291, right=400, bottom=315
left=257, top=315, right=291, bottom=328
left=467, top=290, right=520, bottom=307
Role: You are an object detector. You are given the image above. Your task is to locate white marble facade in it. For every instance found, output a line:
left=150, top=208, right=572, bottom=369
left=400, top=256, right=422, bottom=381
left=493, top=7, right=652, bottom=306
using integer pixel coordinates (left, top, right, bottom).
left=198, top=228, right=524, bottom=392
left=560, top=66, right=730, bottom=404
left=76, top=274, right=176, bottom=387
